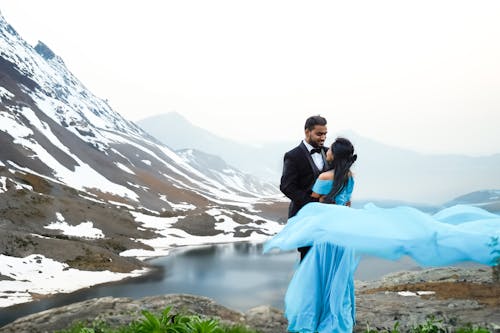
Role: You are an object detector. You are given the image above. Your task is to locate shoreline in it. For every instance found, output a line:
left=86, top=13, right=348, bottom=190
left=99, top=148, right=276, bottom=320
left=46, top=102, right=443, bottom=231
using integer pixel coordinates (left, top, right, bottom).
left=0, top=238, right=269, bottom=324
left=1, top=266, right=498, bottom=333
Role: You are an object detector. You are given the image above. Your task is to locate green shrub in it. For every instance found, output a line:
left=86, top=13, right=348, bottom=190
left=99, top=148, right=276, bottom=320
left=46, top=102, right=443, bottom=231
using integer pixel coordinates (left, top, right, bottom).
left=409, top=316, right=445, bottom=333
left=55, top=306, right=259, bottom=333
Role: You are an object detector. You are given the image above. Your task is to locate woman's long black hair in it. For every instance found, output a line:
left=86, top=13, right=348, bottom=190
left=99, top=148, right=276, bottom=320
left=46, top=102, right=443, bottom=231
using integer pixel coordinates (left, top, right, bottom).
left=323, top=137, right=357, bottom=204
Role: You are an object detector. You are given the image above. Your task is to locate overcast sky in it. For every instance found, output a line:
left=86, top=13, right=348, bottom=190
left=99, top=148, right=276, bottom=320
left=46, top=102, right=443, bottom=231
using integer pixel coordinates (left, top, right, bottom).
left=1, top=0, right=499, bottom=155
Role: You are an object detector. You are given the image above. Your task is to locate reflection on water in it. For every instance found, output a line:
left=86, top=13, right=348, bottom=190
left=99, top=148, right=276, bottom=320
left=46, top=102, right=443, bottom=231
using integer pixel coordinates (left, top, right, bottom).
left=0, top=242, right=421, bottom=327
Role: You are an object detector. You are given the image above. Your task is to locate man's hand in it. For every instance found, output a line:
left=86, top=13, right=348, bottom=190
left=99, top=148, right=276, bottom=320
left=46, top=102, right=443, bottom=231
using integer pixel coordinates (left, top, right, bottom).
left=345, top=201, right=351, bottom=207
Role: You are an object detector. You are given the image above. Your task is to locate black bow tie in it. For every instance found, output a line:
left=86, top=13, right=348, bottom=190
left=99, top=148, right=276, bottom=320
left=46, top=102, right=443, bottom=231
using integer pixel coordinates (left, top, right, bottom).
left=310, top=148, right=322, bottom=155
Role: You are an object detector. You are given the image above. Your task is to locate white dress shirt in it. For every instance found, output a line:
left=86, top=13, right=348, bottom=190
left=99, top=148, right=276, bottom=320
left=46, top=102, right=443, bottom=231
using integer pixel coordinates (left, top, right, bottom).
left=303, top=140, right=324, bottom=171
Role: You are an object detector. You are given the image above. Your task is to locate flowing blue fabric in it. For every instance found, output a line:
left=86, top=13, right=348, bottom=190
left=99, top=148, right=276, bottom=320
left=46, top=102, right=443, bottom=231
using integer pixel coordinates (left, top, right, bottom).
left=264, top=178, right=500, bottom=333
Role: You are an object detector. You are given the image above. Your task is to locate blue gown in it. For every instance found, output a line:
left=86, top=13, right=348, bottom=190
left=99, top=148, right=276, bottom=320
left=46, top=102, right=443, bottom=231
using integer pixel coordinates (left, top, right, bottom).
left=264, top=178, right=500, bottom=333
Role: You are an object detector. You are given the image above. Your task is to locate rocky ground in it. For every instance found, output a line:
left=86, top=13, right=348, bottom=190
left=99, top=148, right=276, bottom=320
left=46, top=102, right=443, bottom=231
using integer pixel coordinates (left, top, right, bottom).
left=1, top=267, right=499, bottom=333
left=0, top=170, right=284, bottom=273
left=355, top=267, right=500, bottom=332
left=0, top=170, right=155, bottom=272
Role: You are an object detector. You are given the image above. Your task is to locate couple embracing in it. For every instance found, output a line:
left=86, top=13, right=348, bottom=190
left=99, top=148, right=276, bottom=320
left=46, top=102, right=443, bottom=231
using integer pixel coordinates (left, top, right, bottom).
left=276, top=115, right=358, bottom=332
left=265, top=115, right=500, bottom=333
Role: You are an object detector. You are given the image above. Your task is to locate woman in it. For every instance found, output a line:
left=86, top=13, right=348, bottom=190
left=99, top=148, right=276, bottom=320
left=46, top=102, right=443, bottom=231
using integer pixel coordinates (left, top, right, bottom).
left=264, top=137, right=500, bottom=333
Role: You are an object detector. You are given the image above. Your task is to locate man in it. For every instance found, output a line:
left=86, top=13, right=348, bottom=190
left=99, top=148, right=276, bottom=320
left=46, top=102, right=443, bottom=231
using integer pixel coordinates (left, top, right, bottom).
left=280, top=115, right=329, bottom=261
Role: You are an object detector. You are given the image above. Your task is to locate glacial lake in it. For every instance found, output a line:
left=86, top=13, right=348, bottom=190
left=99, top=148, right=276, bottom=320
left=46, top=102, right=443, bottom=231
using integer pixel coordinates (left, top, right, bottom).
left=0, top=242, right=422, bottom=327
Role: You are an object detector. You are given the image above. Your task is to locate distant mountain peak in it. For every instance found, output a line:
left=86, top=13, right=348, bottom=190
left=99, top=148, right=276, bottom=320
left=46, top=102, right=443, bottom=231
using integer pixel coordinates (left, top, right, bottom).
left=154, top=111, right=192, bottom=124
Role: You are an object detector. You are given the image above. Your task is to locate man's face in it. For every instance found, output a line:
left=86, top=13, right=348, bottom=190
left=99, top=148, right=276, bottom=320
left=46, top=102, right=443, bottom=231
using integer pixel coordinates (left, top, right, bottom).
left=305, top=125, right=327, bottom=147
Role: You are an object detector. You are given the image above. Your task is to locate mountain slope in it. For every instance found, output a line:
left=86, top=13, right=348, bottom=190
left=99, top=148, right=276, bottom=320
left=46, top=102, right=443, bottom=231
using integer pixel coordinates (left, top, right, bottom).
left=176, top=149, right=279, bottom=197
left=0, top=14, right=282, bottom=207
left=0, top=13, right=285, bottom=309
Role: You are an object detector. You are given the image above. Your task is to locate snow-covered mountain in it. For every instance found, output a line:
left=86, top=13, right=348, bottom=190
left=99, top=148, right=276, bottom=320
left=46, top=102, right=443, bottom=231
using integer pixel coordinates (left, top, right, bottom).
left=0, top=13, right=284, bottom=211
left=176, top=149, right=279, bottom=197
left=0, top=13, right=286, bottom=309
left=0, top=20, right=275, bottom=207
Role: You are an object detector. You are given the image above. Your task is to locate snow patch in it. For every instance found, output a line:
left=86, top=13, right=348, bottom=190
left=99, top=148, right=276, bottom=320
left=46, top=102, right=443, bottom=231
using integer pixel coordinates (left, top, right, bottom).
left=79, top=194, right=106, bottom=204
left=44, top=213, right=105, bottom=239
left=115, top=162, right=134, bottom=174
left=13, top=180, right=33, bottom=191
left=205, top=208, right=242, bottom=233
left=232, top=211, right=283, bottom=234
left=159, top=194, right=196, bottom=211
left=0, top=176, right=7, bottom=193
left=120, top=248, right=170, bottom=259
left=132, top=211, right=181, bottom=230
left=108, top=200, right=136, bottom=210
left=110, top=148, right=131, bottom=162
left=142, top=159, right=152, bottom=166
left=215, top=216, right=241, bottom=233
left=0, top=254, right=146, bottom=308
left=0, top=86, right=14, bottom=101
left=127, top=181, right=149, bottom=191
left=124, top=210, right=278, bottom=260
left=30, top=233, right=51, bottom=239
left=0, top=111, right=34, bottom=139
left=397, top=291, right=436, bottom=297
left=170, top=202, right=196, bottom=211
left=136, top=206, right=160, bottom=215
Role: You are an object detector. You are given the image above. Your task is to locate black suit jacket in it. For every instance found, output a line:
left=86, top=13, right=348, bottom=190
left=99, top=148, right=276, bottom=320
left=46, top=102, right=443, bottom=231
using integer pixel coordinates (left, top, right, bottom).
left=280, top=142, right=329, bottom=218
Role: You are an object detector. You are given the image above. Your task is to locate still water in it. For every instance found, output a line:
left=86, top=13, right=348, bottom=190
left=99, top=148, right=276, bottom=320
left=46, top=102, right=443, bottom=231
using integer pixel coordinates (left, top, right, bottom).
left=0, top=242, right=420, bottom=327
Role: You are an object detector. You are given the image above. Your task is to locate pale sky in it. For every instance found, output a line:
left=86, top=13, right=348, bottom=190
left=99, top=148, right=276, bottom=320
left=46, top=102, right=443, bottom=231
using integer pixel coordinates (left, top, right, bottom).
left=1, top=0, right=499, bottom=155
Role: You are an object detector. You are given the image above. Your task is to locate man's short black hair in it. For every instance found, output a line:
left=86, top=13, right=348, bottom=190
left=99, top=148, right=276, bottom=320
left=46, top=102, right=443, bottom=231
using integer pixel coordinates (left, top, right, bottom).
left=304, top=115, right=327, bottom=131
